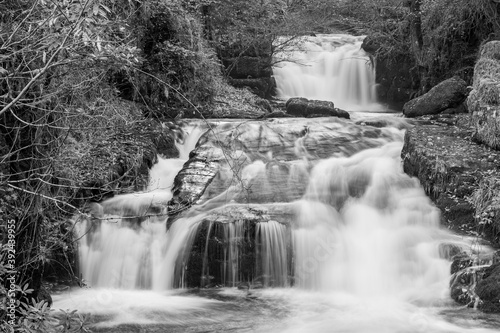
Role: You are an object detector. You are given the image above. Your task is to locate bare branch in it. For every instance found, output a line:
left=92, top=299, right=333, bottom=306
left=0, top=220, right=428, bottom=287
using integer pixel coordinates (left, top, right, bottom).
left=0, top=0, right=92, bottom=117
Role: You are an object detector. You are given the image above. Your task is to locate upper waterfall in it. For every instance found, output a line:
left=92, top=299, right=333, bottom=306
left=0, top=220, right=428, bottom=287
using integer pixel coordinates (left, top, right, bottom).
left=273, top=34, right=385, bottom=112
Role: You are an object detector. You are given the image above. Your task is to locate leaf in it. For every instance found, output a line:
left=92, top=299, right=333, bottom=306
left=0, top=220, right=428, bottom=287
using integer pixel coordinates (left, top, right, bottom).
left=93, top=3, right=99, bottom=16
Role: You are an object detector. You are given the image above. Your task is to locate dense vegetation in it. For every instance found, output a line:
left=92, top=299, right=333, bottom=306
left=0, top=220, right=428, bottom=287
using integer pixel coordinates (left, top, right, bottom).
left=1, top=0, right=499, bottom=331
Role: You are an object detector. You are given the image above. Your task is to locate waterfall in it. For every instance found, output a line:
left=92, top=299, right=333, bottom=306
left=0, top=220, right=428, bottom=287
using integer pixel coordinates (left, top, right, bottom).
left=75, top=126, right=206, bottom=289
left=292, top=142, right=450, bottom=300
left=60, top=36, right=500, bottom=332
left=256, top=220, right=290, bottom=287
left=75, top=124, right=476, bottom=293
left=273, top=34, right=384, bottom=111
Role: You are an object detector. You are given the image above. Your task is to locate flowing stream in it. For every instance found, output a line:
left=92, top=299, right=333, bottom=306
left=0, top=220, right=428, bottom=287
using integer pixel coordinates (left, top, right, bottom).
left=53, top=35, right=500, bottom=332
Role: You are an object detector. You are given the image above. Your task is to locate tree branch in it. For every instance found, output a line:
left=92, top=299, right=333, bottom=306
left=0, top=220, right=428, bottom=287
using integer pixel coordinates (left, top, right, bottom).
left=0, top=0, right=91, bottom=117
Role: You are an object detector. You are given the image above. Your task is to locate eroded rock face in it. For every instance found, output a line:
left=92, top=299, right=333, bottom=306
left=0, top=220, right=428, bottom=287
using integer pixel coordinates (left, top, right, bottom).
left=467, top=41, right=500, bottom=149
left=285, top=98, right=350, bottom=119
left=403, top=76, right=469, bottom=117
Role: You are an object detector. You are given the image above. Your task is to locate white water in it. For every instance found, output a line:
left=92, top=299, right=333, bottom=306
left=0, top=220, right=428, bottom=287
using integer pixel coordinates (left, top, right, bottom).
left=55, top=39, right=500, bottom=331
left=273, top=34, right=384, bottom=111
left=60, top=121, right=500, bottom=332
left=293, top=142, right=450, bottom=299
left=75, top=126, right=206, bottom=290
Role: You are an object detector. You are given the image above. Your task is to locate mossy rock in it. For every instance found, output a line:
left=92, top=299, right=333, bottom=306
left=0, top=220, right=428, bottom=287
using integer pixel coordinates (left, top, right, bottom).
left=476, top=262, right=500, bottom=313
left=472, top=58, right=500, bottom=90
left=480, top=41, right=500, bottom=62
left=477, top=78, right=500, bottom=105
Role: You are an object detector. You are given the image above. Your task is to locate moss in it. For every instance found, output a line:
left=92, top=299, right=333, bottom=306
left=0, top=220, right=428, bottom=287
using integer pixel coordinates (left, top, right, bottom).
left=473, top=58, right=500, bottom=89
left=480, top=41, right=500, bottom=61
left=470, top=176, right=500, bottom=243
left=477, top=78, right=500, bottom=105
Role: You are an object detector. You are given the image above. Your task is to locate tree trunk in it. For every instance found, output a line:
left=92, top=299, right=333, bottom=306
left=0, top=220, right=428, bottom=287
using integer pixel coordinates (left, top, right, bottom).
left=407, top=0, right=429, bottom=93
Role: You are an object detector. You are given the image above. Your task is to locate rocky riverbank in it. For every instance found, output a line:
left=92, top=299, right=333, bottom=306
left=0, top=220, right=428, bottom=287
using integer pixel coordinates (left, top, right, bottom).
left=402, top=113, right=500, bottom=313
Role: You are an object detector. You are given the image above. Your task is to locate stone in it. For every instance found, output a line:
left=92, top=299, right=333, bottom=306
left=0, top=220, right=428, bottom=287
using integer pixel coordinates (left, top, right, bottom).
left=468, top=41, right=500, bottom=149
left=476, top=262, right=500, bottom=313
left=403, top=76, right=469, bottom=117
left=480, top=40, right=500, bottom=61
left=450, top=265, right=485, bottom=306
left=401, top=114, right=500, bottom=240
left=361, top=33, right=384, bottom=54
left=285, top=98, right=350, bottom=119
left=449, top=251, right=500, bottom=312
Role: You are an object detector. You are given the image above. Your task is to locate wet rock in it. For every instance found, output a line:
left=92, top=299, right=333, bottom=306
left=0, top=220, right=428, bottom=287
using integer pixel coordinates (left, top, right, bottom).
left=285, top=98, right=350, bottom=119
left=439, top=243, right=465, bottom=261
left=449, top=251, right=500, bottom=311
left=169, top=118, right=399, bottom=225
left=354, top=116, right=414, bottom=130
left=198, top=203, right=295, bottom=225
left=401, top=114, right=500, bottom=242
left=403, top=76, right=469, bottom=117
left=167, top=144, right=226, bottom=226
left=361, top=33, right=384, bottom=54
left=450, top=265, right=485, bottom=307
left=476, top=262, right=500, bottom=313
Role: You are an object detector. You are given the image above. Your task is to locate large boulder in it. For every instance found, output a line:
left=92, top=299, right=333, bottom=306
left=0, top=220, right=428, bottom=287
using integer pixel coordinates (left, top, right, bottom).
left=403, top=76, right=468, bottom=117
left=467, top=41, right=500, bottom=149
left=285, top=98, right=350, bottom=119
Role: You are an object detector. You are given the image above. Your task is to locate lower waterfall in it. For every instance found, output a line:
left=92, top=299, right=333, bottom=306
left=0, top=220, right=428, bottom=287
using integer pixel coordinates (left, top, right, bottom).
left=54, top=118, right=500, bottom=332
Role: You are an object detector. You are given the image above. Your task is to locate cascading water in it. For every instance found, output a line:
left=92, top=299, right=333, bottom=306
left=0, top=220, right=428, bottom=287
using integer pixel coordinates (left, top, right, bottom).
left=273, top=34, right=384, bottom=111
left=53, top=37, right=500, bottom=332
left=75, top=125, right=206, bottom=290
